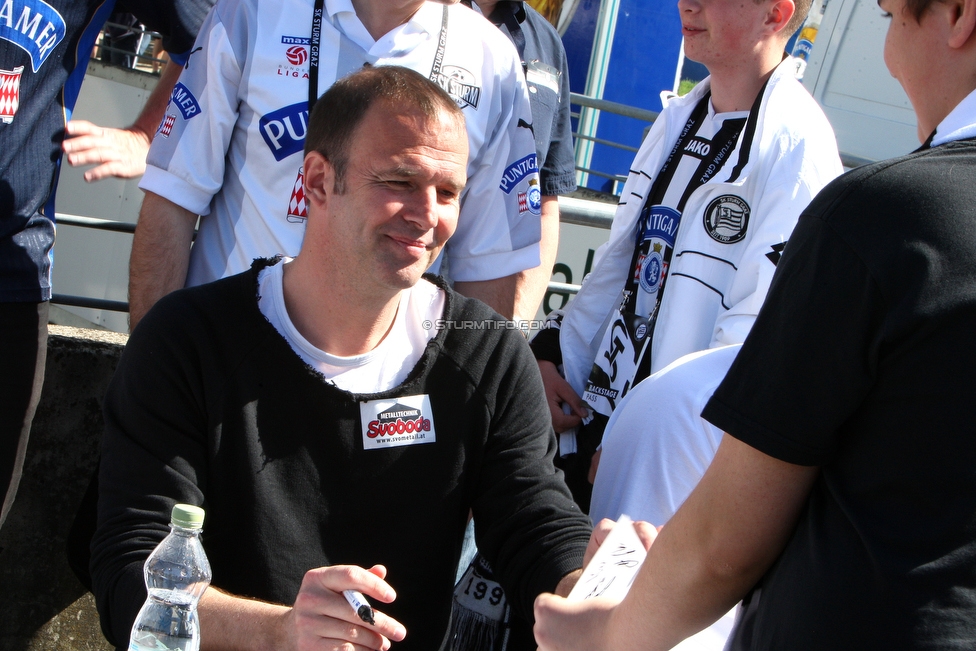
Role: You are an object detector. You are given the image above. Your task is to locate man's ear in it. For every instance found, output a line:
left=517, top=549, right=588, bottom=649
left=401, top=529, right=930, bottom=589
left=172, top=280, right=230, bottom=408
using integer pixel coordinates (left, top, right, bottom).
left=947, top=0, right=976, bottom=49
left=766, top=0, right=797, bottom=35
left=302, top=150, right=333, bottom=211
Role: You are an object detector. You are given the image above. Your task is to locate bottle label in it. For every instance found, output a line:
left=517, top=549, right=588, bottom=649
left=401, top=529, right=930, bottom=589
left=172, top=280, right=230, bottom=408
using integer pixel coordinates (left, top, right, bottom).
left=793, top=36, right=815, bottom=61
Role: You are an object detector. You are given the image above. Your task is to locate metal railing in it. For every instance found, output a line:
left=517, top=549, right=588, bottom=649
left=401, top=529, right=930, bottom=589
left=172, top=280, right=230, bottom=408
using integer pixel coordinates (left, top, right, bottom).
left=51, top=147, right=873, bottom=312
left=94, top=21, right=168, bottom=74
left=570, top=93, right=659, bottom=187
left=51, top=214, right=135, bottom=312
left=51, top=55, right=870, bottom=312
left=50, top=198, right=617, bottom=313
left=56, top=213, right=135, bottom=234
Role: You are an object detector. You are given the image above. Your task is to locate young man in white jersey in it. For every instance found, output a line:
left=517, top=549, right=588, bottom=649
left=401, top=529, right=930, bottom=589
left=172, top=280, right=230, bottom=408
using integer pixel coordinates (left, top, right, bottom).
left=92, top=66, right=591, bottom=651
left=127, top=0, right=548, bottom=331
left=534, top=0, right=976, bottom=646
left=529, top=0, right=842, bottom=522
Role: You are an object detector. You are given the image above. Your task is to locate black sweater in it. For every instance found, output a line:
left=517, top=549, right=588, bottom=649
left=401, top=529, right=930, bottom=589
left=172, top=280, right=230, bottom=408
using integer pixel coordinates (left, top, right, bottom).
left=91, top=264, right=590, bottom=650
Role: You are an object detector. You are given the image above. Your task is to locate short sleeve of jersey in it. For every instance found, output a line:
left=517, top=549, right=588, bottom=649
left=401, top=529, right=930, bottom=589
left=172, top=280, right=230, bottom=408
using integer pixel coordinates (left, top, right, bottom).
left=538, top=40, right=577, bottom=197
left=442, top=8, right=543, bottom=282
left=140, top=0, right=248, bottom=215
left=519, top=6, right=576, bottom=197
left=701, top=200, right=886, bottom=466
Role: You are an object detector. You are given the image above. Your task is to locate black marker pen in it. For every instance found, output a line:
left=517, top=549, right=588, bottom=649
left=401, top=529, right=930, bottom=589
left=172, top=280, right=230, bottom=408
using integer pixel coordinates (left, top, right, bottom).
left=343, top=589, right=376, bottom=625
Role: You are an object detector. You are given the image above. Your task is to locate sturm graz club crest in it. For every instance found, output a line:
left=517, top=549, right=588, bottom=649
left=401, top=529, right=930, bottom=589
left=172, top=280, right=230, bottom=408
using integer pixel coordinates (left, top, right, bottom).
left=430, top=66, right=481, bottom=110
left=703, top=195, right=750, bottom=244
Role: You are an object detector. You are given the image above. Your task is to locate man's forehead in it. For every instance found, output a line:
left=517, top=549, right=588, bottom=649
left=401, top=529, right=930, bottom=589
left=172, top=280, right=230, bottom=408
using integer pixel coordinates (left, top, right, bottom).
left=383, top=143, right=468, bottom=177
left=364, top=102, right=464, bottom=140
left=360, top=113, right=467, bottom=178
left=367, top=98, right=462, bottom=126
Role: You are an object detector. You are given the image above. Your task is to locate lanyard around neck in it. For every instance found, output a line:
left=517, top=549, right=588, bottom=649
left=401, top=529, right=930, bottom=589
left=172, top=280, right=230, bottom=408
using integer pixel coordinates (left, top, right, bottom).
left=308, top=0, right=325, bottom=113
left=308, top=1, right=450, bottom=113
left=621, top=92, right=748, bottom=312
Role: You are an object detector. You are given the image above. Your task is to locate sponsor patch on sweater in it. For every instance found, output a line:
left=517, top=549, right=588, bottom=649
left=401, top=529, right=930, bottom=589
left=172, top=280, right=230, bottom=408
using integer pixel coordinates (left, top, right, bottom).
left=360, top=394, right=436, bottom=450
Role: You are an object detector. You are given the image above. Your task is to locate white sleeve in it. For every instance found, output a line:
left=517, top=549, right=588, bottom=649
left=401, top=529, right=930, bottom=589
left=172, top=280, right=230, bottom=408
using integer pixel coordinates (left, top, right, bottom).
left=711, top=133, right=843, bottom=347
left=139, top=1, right=248, bottom=216
left=445, top=54, right=543, bottom=282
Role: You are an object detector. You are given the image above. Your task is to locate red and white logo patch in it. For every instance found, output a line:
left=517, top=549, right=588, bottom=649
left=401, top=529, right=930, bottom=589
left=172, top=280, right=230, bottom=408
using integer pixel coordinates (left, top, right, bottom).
left=158, top=114, right=177, bottom=137
left=0, top=66, right=24, bottom=124
left=286, top=166, right=307, bottom=223
left=286, top=45, right=308, bottom=66
left=278, top=45, right=309, bottom=79
left=360, top=395, right=437, bottom=450
left=517, top=191, right=529, bottom=214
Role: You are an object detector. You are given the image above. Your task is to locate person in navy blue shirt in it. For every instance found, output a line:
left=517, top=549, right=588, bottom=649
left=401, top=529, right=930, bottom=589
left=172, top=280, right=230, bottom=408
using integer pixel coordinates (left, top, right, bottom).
left=0, top=0, right=210, bottom=531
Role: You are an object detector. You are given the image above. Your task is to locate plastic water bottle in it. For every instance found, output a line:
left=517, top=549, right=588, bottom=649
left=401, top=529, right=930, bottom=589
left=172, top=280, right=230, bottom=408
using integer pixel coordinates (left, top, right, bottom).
left=129, top=504, right=212, bottom=651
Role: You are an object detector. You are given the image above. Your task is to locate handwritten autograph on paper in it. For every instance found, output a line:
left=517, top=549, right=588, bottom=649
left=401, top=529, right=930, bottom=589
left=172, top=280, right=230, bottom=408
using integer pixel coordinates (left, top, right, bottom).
left=567, top=514, right=647, bottom=602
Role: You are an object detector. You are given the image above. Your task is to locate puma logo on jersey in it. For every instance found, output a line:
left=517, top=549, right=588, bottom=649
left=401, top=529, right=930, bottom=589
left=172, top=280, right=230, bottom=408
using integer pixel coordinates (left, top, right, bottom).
left=766, top=241, right=787, bottom=265
left=260, top=102, right=308, bottom=161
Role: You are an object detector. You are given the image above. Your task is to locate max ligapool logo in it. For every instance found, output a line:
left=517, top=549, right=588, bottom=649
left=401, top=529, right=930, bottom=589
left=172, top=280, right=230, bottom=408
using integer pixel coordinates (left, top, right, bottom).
left=285, top=45, right=307, bottom=66
left=279, top=36, right=310, bottom=79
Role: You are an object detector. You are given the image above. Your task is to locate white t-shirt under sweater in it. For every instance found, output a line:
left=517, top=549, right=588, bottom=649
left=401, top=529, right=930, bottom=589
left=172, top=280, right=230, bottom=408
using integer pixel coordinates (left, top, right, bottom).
left=143, top=0, right=542, bottom=288
left=257, top=260, right=444, bottom=394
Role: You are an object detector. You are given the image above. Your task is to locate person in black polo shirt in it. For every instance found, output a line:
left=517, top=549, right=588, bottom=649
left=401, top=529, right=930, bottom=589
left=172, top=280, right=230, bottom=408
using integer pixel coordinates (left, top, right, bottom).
left=533, top=0, right=976, bottom=647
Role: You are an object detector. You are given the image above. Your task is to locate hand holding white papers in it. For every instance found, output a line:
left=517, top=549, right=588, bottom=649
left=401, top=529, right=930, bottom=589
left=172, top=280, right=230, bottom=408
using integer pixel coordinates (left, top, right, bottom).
left=568, top=515, right=650, bottom=602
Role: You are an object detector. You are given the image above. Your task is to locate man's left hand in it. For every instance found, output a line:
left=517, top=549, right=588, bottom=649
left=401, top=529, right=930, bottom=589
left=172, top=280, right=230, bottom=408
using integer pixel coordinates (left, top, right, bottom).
left=63, top=120, right=152, bottom=181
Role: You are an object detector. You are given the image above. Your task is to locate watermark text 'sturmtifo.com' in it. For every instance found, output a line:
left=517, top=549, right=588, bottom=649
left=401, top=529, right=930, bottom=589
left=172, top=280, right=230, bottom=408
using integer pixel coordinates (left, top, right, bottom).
left=422, top=319, right=548, bottom=332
